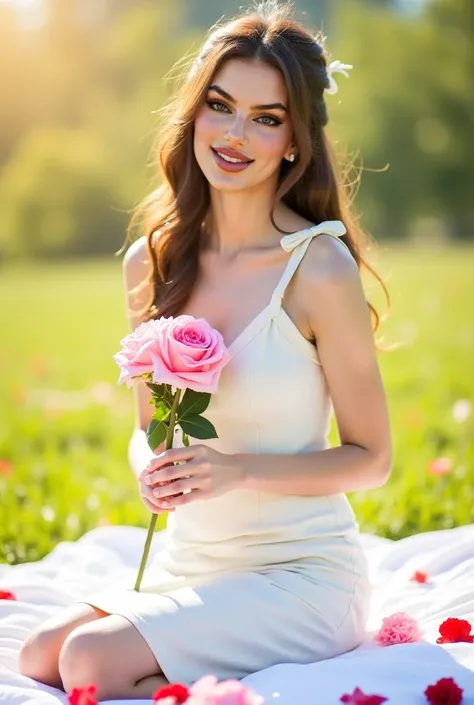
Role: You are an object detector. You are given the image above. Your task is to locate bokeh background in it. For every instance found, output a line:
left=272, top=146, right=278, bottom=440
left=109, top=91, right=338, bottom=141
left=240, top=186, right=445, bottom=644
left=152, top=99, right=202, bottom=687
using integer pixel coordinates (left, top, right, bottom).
left=1, top=0, right=473, bottom=564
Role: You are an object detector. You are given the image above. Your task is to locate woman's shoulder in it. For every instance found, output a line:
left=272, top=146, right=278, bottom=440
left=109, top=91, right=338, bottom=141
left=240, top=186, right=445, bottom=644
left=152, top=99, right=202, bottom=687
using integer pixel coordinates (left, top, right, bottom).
left=122, top=229, right=164, bottom=279
left=301, top=225, right=357, bottom=284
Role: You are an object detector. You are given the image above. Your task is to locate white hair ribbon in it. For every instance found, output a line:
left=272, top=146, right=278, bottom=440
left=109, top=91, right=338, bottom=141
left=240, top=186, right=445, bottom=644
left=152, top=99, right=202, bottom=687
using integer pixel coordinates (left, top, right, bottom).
left=325, top=60, right=353, bottom=96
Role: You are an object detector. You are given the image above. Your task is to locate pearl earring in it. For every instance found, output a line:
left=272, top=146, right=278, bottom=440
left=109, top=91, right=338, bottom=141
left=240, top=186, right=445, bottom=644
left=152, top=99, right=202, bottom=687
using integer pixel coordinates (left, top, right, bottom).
left=288, top=154, right=295, bottom=162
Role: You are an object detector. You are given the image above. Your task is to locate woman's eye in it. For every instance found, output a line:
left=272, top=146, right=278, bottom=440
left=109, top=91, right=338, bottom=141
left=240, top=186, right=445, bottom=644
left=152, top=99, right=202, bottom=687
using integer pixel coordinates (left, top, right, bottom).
left=206, top=100, right=281, bottom=127
left=206, top=100, right=229, bottom=113
left=257, top=115, right=281, bottom=127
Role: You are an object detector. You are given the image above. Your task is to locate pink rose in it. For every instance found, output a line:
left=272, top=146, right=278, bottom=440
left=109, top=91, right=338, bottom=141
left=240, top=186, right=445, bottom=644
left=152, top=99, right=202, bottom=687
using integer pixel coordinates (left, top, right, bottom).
left=187, top=675, right=264, bottom=705
left=149, top=316, right=229, bottom=393
left=114, top=316, right=229, bottom=394
left=113, top=320, right=163, bottom=387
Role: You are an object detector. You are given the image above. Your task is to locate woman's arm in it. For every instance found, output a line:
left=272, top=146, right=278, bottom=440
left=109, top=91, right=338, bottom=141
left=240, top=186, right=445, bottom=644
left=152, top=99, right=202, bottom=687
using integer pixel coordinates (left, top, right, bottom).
left=238, top=235, right=392, bottom=496
left=122, top=236, right=165, bottom=480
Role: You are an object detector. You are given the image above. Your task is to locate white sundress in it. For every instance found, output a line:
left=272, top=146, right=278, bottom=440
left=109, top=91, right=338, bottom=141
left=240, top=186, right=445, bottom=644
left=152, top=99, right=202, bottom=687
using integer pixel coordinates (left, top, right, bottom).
left=82, top=219, right=372, bottom=685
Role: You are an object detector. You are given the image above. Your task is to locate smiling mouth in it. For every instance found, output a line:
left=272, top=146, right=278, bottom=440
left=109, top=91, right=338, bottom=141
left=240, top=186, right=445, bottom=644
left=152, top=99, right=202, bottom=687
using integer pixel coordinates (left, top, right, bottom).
left=211, top=147, right=254, bottom=164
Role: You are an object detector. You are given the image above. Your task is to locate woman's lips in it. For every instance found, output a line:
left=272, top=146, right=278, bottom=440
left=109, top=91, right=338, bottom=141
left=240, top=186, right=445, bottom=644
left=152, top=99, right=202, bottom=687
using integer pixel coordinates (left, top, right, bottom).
left=210, top=147, right=254, bottom=173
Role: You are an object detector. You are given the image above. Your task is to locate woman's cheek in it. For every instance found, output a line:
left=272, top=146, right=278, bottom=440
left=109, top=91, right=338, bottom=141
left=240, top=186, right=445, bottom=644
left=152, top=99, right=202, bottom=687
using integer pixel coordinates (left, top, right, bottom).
left=250, top=125, right=289, bottom=160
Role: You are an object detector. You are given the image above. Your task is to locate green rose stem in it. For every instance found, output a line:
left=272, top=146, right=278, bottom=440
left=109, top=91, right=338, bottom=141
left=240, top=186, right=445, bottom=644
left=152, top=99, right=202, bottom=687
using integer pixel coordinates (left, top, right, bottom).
left=133, top=386, right=182, bottom=592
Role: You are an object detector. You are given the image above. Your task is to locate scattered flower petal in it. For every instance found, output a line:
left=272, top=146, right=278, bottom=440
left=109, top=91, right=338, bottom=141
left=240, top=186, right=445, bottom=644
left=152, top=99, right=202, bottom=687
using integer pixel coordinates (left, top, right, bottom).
left=187, top=675, right=265, bottom=705
left=436, top=617, right=474, bottom=644
left=424, top=677, right=463, bottom=705
left=68, top=684, right=98, bottom=705
left=0, top=590, right=17, bottom=601
left=374, top=612, right=421, bottom=646
left=153, top=682, right=189, bottom=704
left=429, top=457, right=452, bottom=476
left=340, top=686, right=388, bottom=705
left=411, top=571, right=429, bottom=584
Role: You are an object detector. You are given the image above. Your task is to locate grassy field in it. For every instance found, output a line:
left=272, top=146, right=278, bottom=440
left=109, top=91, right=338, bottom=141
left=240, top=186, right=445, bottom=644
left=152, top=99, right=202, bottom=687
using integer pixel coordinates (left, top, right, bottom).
left=1, top=244, right=473, bottom=564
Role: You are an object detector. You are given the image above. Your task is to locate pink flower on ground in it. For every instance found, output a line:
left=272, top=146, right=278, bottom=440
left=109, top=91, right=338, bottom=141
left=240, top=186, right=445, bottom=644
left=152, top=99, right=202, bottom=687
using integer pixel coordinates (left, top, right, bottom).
left=114, top=316, right=230, bottom=393
left=340, top=687, right=388, bottom=705
left=374, top=612, right=421, bottom=646
left=428, top=457, right=452, bottom=476
left=187, top=675, right=264, bottom=705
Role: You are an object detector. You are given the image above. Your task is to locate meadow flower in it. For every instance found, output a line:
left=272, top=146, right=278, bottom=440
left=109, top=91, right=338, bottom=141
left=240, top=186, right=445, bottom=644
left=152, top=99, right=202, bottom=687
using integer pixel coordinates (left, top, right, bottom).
left=428, top=457, right=452, bottom=476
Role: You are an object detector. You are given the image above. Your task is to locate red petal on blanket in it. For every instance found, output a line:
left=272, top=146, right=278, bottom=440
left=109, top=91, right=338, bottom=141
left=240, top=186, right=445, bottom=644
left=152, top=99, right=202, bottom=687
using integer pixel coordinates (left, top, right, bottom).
left=68, top=684, right=98, bottom=705
left=410, top=571, right=429, bottom=583
left=424, top=677, right=464, bottom=705
left=153, top=683, right=189, bottom=703
left=436, top=617, right=474, bottom=643
left=0, top=590, right=16, bottom=600
left=340, top=686, right=388, bottom=705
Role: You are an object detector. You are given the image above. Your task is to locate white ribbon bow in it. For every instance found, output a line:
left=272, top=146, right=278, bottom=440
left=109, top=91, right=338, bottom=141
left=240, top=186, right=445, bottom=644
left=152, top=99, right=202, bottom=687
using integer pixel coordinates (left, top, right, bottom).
left=280, top=220, right=347, bottom=252
left=325, top=60, right=353, bottom=96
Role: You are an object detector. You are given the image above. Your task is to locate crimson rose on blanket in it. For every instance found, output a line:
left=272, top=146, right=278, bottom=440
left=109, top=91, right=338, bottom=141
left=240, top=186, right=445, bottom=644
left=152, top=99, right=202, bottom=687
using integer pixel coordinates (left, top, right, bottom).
left=114, top=315, right=230, bottom=591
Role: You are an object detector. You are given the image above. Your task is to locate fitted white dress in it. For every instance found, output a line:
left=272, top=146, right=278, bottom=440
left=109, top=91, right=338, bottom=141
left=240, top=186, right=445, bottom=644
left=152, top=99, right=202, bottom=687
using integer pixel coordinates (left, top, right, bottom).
left=83, top=220, right=372, bottom=685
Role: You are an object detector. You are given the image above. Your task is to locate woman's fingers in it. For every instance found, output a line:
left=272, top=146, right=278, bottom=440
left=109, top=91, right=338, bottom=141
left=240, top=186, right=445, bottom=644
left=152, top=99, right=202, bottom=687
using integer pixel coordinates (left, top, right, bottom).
left=152, top=476, right=196, bottom=499
left=140, top=483, right=176, bottom=512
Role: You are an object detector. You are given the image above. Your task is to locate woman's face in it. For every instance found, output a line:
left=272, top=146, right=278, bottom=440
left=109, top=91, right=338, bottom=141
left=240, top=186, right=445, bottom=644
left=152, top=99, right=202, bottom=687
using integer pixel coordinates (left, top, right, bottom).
left=193, top=58, right=295, bottom=192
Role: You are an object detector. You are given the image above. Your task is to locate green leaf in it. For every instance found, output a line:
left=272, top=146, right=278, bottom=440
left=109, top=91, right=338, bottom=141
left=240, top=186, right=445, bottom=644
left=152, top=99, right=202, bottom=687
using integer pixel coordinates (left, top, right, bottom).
left=152, top=401, right=171, bottom=422
left=179, top=414, right=218, bottom=440
left=182, top=431, right=190, bottom=447
left=146, top=382, right=174, bottom=405
left=147, top=382, right=166, bottom=396
left=178, top=389, right=211, bottom=418
left=146, top=418, right=167, bottom=451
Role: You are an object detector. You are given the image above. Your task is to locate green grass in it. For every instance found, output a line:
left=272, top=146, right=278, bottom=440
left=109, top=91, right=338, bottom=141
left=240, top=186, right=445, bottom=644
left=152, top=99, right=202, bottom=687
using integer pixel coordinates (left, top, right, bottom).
left=1, top=244, right=473, bottom=564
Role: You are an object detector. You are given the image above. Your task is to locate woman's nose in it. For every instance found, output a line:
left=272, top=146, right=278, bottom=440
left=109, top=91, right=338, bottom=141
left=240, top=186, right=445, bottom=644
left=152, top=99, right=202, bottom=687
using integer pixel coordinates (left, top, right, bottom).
left=224, top=116, right=248, bottom=145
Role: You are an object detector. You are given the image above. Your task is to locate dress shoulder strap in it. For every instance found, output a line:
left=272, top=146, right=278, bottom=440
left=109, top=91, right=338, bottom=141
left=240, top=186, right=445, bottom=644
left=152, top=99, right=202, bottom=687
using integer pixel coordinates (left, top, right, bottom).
left=271, top=220, right=349, bottom=305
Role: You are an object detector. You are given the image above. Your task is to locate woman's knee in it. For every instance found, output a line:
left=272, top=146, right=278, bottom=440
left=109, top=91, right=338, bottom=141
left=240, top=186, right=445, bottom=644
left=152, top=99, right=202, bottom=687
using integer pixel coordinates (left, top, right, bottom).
left=18, top=604, right=107, bottom=686
left=58, top=615, right=162, bottom=698
left=58, top=626, right=105, bottom=693
left=18, top=624, right=63, bottom=686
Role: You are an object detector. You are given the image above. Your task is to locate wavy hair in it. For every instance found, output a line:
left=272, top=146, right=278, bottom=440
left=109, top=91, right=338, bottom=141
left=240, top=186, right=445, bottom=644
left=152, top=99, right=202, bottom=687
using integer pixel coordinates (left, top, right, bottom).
left=121, top=0, right=389, bottom=333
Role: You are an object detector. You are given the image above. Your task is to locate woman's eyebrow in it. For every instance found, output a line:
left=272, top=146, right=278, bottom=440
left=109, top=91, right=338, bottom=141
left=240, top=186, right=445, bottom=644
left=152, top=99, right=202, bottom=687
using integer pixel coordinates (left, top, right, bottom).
left=208, top=84, right=288, bottom=112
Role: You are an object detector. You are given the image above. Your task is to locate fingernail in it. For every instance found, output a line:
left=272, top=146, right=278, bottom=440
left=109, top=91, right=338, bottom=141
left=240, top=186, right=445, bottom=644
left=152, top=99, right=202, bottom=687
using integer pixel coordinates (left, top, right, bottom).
left=161, top=500, right=170, bottom=508
left=145, top=475, right=152, bottom=484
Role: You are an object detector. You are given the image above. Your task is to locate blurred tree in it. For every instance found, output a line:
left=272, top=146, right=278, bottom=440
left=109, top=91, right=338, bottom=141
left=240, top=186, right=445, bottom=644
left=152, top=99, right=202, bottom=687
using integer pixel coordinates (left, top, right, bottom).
left=0, top=127, right=126, bottom=258
left=329, top=0, right=474, bottom=239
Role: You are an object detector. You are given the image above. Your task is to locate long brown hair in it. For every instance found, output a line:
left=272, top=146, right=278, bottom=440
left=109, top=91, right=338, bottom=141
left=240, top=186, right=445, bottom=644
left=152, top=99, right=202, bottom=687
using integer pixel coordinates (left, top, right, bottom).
left=122, top=0, right=389, bottom=332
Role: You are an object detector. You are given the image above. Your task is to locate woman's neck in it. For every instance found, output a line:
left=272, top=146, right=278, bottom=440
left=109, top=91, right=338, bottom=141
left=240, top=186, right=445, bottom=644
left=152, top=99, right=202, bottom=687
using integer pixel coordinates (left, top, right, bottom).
left=204, top=187, right=291, bottom=256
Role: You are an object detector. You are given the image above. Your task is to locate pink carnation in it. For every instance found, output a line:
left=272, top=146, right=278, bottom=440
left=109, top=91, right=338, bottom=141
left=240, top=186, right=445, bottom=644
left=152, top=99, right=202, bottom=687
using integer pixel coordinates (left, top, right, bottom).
left=374, top=612, right=421, bottom=646
left=187, top=675, right=264, bottom=705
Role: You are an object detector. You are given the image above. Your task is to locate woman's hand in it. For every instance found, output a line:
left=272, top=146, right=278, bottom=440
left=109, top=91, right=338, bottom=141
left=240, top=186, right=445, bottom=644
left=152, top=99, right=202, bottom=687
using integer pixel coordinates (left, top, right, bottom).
left=139, top=445, right=244, bottom=509
left=138, top=473, right=177, bottom=513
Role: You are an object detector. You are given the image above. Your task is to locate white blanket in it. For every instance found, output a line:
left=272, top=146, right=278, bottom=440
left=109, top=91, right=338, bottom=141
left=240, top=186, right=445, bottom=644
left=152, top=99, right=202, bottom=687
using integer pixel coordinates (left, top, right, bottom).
left=1, top=524, right=474, bottom=705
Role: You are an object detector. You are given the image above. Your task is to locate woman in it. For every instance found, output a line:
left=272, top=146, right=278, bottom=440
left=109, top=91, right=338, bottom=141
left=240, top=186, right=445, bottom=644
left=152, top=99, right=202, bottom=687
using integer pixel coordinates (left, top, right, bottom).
left=19, top=1, right=392, bottom=699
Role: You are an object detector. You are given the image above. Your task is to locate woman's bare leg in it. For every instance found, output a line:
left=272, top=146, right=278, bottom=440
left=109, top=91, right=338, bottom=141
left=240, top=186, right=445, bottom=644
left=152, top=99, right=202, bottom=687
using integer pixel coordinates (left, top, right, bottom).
left=18, top=603, right=108, bottom=689
left=58, top=614, right=168, bottom=700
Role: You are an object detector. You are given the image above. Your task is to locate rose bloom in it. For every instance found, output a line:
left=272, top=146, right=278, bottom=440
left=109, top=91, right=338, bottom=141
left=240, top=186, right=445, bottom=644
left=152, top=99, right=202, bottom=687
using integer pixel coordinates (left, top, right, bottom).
left=115, top=316, right=229, bottom=394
